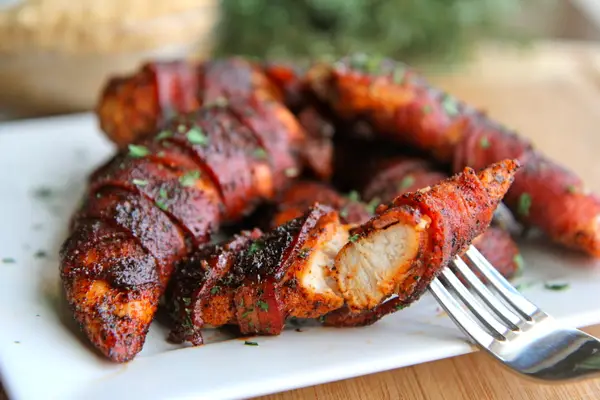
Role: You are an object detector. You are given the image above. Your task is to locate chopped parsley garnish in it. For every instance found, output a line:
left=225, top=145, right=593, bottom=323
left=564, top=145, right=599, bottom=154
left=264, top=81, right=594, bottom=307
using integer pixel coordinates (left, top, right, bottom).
left=422, top=104, right=433, bottom=114
left=33, top=187, right=53, bottom=199
left=256, top=300, right=269, bottom=311
left=479, top=137, right=490, bottom=149
left=253, top=148, right=268, bottom=160
left=544, top=282, right=570, bottom=291
left=392, top=66, right=405, bottom=84
left=298, top=249, right=310, bottom=259
left=442, top=95, right=460, bottom=116
left=177, top=124, right=187, bottom=133
left=248, top=241, right=264, bottom=255
left=132, top=179, right=148, bottom=187
left=128, top=144, right=150, bottom=158
left=366, top=197, right=380, bottom=214
left=566, top=184, right=578, bottom=194
left=518, top=193, right=532, bottom=217
left=34, top=250, right=47, bottom=259
left=347, top=190, right=360, bottom=202
left=186, top=126, right=209, bottom=146
left=514, top=281, right=535, bottom=291
left=157, top=151, right=166, bottom=157
left=181, top=297, right=192, bottom=305
left=398, top=175, right=415, bottom=191
left=2, top=257, right=16, bottom=264
left=244, top=341, right=259, bottom=346
left=155, top=187, right=169, bottom=211
left=284, top=168, right=299, bottom=178
left=395, top=304, right=406, bottom=311
left=339, top=207, right=349, bottom=219
left=349, top=234, right=360, bottom=242
left=513, top=254, right=525, bottom=276
left=179, top=170, right=201, bottom=187
left=155, top=130, right=173, bottom=141
left=210, top=286, right=221, bottom=295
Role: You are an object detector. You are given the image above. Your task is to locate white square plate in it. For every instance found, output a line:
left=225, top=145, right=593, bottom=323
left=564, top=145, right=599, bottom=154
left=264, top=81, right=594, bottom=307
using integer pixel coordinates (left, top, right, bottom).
left=1, top=114, right=600, bottom=400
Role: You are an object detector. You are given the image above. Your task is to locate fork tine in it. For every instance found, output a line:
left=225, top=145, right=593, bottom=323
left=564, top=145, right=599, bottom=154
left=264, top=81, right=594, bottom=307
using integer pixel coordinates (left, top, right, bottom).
left=438, top=268, right=509, bottom=338
left=451, top=256, right=522, bottom=330
left=464, top=246, right=543, bottom=320
left=429, top=278, right=496, bottom=349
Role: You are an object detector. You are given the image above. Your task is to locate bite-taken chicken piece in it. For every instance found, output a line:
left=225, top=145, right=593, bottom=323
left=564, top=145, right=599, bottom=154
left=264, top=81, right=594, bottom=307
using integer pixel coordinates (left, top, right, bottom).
left=97, top=58, right=334, bottom=180
left=357, top=156, right=522, bottom=281
left=167, top=160, right=519, bottom=343
left=306, top=55, right=600, bottom=257
left=61, top=95, right=307, bottom=362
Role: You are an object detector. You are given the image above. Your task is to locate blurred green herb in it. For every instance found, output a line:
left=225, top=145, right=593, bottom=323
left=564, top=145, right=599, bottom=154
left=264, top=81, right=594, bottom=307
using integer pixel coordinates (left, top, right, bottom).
left=215, top=0, right=524, bottom=62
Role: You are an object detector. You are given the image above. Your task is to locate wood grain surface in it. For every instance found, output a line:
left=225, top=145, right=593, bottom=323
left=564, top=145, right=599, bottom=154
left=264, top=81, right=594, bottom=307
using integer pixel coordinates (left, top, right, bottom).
left=2, top=40, right=600, bottom=399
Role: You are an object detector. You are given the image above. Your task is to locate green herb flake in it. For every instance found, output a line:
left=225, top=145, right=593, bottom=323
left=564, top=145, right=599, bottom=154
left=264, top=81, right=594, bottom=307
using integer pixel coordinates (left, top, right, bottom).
left=248, top=241, right=264, bottom=255
left=34, top=250, right=47, bottom=259
left=244, top=341, right=259, bottom=346
left=514, top=281, right=536, bottom=291
left=479, top=137, right=490, bottom=149
left=349, top=234, right=360, bottom=242
left=399, top=175, right=415, bottom=191
left=347, top=190, right=360, bottom=202
left=253, top=148, right=268, bottom=160
left=33, top=187, right=53, bottom=199
left=155, top=130, right=173, bottom=141
left=157, top=151, right=166, bottom=157
left=179, top=170, right=201, bottom=187
left=177, top=124, right=187, bottom=133
left=284, top=168, right=299, bottom=178
left=2, top=257, right=16, bottom=264
left=518, top=193, right=532, bottom=217
left=132, top=179, right=148, bottom=187
left=339, top=207, right=349, bottom=219
left=442, top=95, right=460, bottom=116
left=256, top=300, right=269, bottom=311
left=395, top=304, right=406, bottom=311
left=155, top=188, right=169, bottom=210
left=566, top=184, right=578, bottom=194
left=298, top=248, right=310, bottom=259
left=210, top=286, right=221, bottom=295
left=392, top=66, right=405, bottom=84
left=128, top=144, right=150, bottom=158
left=181, top=297, right=192, bottom=305
left=513, top=254, right=525, bottom=275
left=544, top=282, right=570, bottom=291
left=422, top=104, right=433, bottom=114
left=186, top=126, right=210, bottom=146
left=366, top=197, right=380, bottom=214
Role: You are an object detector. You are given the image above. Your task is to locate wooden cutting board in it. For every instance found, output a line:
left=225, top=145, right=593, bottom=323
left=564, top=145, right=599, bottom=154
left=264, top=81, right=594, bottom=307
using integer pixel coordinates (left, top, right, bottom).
left=2, top=40, right=600, bottom=400
left=255, top=40, right=600, bottom=400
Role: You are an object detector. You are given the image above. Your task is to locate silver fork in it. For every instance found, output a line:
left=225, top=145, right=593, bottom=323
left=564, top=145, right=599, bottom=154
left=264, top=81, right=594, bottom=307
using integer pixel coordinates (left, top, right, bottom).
left=429, top=246, right=600, bottom=382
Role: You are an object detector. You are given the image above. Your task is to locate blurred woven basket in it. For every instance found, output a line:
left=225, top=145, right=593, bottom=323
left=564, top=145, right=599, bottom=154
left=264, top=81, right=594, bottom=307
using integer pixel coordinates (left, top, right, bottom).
left=0, top=0, right=218, bottom=118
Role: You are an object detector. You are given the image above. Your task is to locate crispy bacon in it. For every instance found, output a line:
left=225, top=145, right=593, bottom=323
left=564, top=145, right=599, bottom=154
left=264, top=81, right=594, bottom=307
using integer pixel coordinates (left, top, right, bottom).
left=307, top=56, right=600, bottom=256
left=62, top=88, right=306, bottom=362
left=167, top=160, right=518, bottom=343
